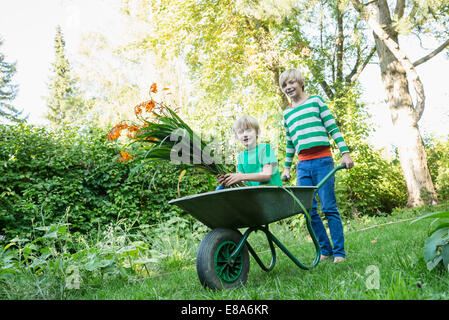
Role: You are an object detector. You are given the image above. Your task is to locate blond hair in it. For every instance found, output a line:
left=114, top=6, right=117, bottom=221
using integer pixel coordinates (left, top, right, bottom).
left=233, top=115, right=260, bottom=135
left=279, top=68, right=305, bottom=90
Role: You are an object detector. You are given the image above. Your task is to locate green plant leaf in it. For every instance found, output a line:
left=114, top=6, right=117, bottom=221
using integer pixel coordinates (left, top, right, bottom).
left=411, top=211, right=449, bottom=224
left=4, top=243, right=14, bottom=250
left=424, top=228, right=449, bottom=262
left=43, top=230, right=58, bottom=239
left=177, top=169, right=187, bottom=197
left=83, top=258, right=112, bottom=271
left=442, top=244, right=449, bottom=273
left=427, top=255, right=443, bottom=271
left=0, top=264, right=18, bottom=276
left=429, top=220, right=449, bottom=237
left=133, top=257, right=158, bottom=264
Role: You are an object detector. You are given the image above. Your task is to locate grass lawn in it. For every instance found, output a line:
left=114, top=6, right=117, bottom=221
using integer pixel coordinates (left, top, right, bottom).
left=65, top=202, right=449, bottom=300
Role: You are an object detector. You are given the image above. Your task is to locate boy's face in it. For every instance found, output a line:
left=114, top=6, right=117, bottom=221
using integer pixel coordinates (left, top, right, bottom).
left=235, top=127, right=258, bottom=149
left=282, top=78, right=303, bottom=101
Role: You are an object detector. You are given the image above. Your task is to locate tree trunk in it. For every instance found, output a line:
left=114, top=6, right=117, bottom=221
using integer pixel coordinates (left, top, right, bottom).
left=371, top=1, right=437, bottom=206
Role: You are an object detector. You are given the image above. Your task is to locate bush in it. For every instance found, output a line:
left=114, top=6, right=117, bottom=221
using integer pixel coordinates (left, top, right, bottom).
left=334, top=143, right=408, bottom=217
left=0, top=121, right=415, bottom=241
left=426, top=137, right=449, bottom=201
left=0, top=219, right=153, bottom=299
left=0, top=124, right=213, bottom=240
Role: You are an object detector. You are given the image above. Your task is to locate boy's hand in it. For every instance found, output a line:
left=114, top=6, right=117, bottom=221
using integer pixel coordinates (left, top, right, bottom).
left=281, top=168, right=291, bottom=181
left=216, top=174, right=226, bottom=185
left=341, top=153, right=354, bottom=169
left=222, top=173, right=244, bottom=187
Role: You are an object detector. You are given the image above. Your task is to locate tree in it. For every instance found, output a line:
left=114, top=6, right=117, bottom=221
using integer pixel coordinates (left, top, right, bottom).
left=116, top=0, right=411, bottom=214
left=45, top=25, right=86, bottom=129
left=0, top=36, right=24, bottom=123
left=351, top=0, right=449, bottom=206
left=121, top=1, right=374, bottom=139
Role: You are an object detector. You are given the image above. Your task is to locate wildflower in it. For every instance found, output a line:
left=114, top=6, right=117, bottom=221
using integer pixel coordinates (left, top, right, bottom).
left=117, top=150, right=134, bottom=163
left=127, top=125, right=140, bottom=139
left=106, top=130, right=118, bottom=141
left=150, top=82, right=158, bottom=94
left=144, top=100, right=156, bottom=112
left=135, top=104, right=143, bottom=115
left=128, top=125, right=139, bottom=132
left=106, top=123, right=128, bottom=141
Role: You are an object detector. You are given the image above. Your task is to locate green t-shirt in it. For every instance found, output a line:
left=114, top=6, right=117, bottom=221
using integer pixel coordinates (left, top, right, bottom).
left=237, top=143, right=283, bottom=186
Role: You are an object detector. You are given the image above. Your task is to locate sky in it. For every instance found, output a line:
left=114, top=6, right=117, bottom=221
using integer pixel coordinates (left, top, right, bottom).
left=1, top=0, right=448, bottom=151
left=0, top=0, right=123, bottom=123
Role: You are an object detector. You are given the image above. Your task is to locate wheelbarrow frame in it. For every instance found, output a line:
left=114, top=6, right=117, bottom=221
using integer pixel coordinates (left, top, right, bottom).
left=169, top=164, right=346, bottom=289
left=225, top=164, right=345, bottom=271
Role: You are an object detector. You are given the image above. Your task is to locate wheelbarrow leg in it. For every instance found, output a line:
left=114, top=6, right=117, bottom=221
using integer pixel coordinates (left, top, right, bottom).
left=281, top=188, right=322, bottom=269
left=243, top=225, right=320, bottom=271
left=265, top=227, right=320, bottom=270
left=229, top=220, right=321, bottom=272
left=229, top=226, right=277, bottom=272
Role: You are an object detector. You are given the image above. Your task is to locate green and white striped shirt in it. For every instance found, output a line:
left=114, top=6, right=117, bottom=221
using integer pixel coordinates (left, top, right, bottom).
left=283, top=95, right=349, bottom=168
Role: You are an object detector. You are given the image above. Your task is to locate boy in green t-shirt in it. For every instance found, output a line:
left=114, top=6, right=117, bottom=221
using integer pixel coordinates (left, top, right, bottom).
left=217, top=115, right=282, bottom=187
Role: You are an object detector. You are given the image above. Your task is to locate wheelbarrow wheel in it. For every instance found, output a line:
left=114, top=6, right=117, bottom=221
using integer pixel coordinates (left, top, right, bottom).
left=196, top=228, right=250, bottom=290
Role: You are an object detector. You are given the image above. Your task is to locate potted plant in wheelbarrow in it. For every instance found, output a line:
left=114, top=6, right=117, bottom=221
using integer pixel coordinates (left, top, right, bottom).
left=107, top=85, right=346, bottom=290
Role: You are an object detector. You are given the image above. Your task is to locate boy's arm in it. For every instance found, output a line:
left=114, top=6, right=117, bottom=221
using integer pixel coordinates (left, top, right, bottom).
left=222, top=164, right=274, bottom=187
left=318, top=98, right=354, bottom=168
left=284, top=125, right=295, bottom=168
left=317, top=98, right=349, bottom=155
left=282, top=120, right=295, bottom=180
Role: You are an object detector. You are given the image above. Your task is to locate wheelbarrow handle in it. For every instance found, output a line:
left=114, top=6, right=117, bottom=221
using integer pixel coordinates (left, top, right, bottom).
left=315, top=164, right=346, bottom=190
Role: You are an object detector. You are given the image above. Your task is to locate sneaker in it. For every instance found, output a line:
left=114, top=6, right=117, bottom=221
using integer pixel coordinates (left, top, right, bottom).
left=320, top=255, right=332, bottom=262
left=333, top=257, right=346, bottom=263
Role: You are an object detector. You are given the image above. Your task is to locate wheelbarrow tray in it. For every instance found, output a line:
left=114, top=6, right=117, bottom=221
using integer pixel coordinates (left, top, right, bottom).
left=168, top=186, right=316, bottom=229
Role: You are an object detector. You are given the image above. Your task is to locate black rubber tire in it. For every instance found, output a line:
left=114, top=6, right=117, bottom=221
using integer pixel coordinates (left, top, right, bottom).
left=196, top=228, right=250, bottom=290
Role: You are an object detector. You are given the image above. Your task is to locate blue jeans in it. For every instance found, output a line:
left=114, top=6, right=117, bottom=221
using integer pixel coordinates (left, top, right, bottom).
left=297, top=156, right=345, bottom=258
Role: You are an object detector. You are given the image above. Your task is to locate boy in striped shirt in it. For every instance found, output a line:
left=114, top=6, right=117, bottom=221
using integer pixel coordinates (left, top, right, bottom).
left=279, top=68, right=354, bottom=263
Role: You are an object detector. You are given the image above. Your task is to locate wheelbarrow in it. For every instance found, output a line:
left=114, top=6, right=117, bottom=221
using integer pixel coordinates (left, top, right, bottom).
left=168, top=164, right=346, bottom=290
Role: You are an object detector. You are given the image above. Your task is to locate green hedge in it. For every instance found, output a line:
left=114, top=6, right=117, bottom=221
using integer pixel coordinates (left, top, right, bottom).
left=426, top=137, right=449, bottom=201
left=334, top=143, right=407, bottom=216
left=0, top=124, right=212, bottom=239
left=1, top=123, right=424, bottom=240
